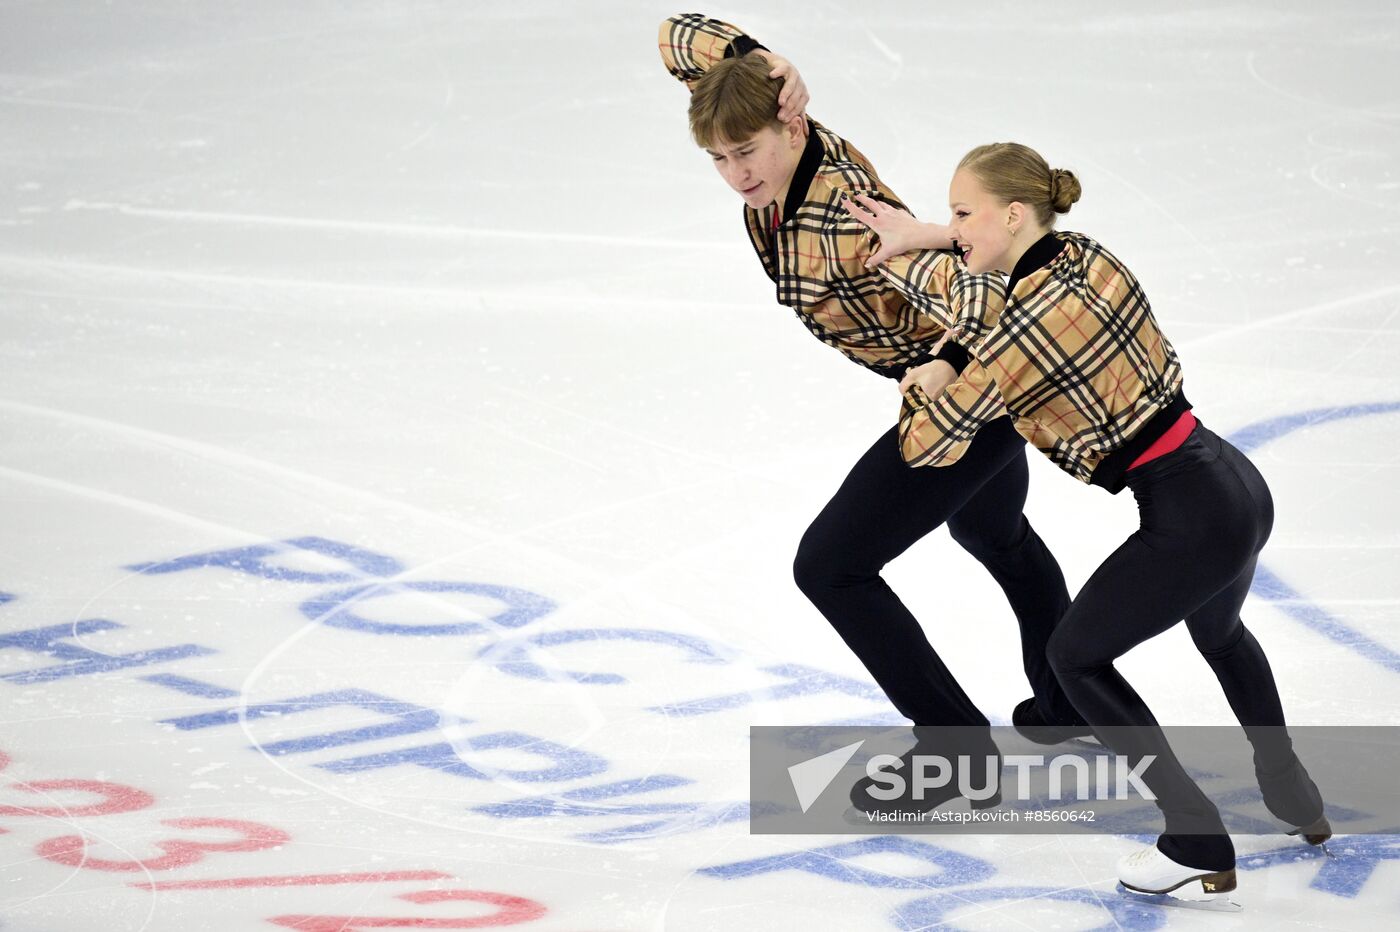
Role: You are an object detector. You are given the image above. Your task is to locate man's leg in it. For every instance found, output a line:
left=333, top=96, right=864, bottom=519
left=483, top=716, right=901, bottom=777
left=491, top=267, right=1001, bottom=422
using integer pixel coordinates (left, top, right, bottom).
left=793, top=417, right=1029, bottom=725
left=943, top=439, right=1079, bottom=725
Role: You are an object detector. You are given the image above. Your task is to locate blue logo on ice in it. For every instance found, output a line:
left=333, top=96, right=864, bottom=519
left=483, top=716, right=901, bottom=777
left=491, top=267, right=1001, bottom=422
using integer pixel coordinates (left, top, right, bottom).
left=789, top=740, right=865, bottom=813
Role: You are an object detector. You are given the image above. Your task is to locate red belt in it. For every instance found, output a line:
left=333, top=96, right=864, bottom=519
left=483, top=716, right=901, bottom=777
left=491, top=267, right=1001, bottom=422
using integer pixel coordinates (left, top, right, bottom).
left=1129, top=410, right=1197, bottom=470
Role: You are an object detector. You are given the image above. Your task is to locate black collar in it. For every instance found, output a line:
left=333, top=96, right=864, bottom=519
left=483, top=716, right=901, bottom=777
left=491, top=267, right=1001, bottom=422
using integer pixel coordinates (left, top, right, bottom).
left=778, top=119, right=823, bottom=225
left=1005, top=232, right=1065, bottom=297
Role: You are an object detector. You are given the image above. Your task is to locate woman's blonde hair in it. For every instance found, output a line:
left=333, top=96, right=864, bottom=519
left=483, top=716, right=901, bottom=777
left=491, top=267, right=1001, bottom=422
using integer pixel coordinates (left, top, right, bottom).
left=688, top=54, right=783, bottom=148
left=957, top=143, right=1081, bottom=227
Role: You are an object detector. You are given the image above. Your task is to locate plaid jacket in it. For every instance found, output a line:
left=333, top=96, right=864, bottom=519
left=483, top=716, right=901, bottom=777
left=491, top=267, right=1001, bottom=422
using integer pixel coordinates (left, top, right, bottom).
left=659, top=13, right=1006, bottom=382
left=900, top=232, right=1186, bottom=491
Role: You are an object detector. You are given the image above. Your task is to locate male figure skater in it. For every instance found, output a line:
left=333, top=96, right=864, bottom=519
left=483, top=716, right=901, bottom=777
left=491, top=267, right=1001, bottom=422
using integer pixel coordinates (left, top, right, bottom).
left=660, top=14, right=1089, bottom=808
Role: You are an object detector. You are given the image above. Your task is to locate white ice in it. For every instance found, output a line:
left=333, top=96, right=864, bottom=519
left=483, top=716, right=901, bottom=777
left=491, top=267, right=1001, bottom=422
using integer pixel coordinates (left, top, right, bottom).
left=2, top=2, right=1398, bottom=930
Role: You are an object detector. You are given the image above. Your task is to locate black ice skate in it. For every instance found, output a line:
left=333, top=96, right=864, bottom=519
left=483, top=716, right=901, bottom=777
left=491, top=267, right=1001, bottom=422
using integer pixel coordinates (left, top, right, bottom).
left=1258, top=755, right=1331, bottom=849
left=848, top=728, right=1002, bottom=817
left=1011, top=697, right=1095, bottom=745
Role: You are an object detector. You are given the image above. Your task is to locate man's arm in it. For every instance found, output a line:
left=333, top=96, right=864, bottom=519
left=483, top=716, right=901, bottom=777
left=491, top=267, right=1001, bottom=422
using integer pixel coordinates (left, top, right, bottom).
left=658, top=15, right=808, bottom=123
left=798, top=196, right=961, bottom=379
left=658, top=14, right=757, bottom=87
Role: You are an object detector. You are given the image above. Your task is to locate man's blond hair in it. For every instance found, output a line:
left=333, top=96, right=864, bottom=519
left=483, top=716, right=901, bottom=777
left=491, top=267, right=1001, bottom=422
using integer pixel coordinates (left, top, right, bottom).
left=688, top=54, right=783, bottom=148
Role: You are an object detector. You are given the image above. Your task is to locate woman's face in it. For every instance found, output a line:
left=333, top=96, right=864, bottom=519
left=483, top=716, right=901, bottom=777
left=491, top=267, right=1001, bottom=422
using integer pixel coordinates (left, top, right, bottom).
left=948, top=169, right=1014, bottom=275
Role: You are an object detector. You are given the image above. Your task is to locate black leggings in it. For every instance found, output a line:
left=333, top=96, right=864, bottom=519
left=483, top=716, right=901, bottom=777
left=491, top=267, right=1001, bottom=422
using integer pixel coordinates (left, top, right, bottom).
left=1048, top=424, right=1318, bottom=869
left=793, top=416, right=1078, bottom=727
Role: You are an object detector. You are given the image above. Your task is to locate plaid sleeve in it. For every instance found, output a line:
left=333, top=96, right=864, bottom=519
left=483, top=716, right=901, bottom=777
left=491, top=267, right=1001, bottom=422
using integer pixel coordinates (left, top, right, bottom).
left=877, top=252, right=1005, bottom=346
left=658, top=14, right=749, bottom=87
left=802, top=198, right=954, bottom=377
left=897, top=356, right=1008, bottom=467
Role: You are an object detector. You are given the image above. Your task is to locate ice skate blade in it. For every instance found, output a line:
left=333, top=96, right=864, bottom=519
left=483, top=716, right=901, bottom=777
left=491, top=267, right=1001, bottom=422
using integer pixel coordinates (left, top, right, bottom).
left=1117, top=882, right=1242, bottom=913
left=1065, top=735, right=1104, bottom=751
left=1120, top=865, right=1236, bottom=896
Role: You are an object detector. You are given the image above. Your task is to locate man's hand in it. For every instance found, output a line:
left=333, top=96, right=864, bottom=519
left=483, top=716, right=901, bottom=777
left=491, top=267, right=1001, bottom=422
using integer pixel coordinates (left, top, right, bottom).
left=900, top=359, right=959, bottom=397
left=754, top=51, right=809, bottom=122
left=900, top=328, right=963, bottom=396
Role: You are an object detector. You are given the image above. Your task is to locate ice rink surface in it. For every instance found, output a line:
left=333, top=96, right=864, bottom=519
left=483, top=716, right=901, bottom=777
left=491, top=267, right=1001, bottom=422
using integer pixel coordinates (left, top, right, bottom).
left=2, top=1, right=1399, bottom=929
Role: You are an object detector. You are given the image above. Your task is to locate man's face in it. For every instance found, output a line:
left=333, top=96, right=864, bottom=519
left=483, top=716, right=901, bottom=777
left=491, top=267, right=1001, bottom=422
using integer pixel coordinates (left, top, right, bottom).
left=705, top=125, right=799, bottom=209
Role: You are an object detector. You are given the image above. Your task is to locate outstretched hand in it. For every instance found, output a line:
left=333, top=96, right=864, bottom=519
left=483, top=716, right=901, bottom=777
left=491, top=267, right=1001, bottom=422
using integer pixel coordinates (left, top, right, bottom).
left=755, top=51, right=809, bottom=123
left=843, top=194, right=954, bottom=268
left=844, top=194, right=925, bottom=268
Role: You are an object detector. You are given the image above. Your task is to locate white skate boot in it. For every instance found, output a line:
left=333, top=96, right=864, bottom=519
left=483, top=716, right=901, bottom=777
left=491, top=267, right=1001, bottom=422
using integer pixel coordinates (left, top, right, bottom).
left=1117, top=843, right=1239, bottom=910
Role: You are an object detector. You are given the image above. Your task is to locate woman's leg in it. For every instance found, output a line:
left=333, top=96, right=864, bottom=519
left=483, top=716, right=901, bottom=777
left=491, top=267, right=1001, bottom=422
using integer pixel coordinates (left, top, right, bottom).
left=1047, top=428, right=1269, bottom=871
left=793, top=416, right=1058, bottom=726
left=1186, top=556, right=1324, bottom=828
left=1186, top=556, right=1283, bottom=730
left=1047, top=530, right=1238, bottom=869
left=1183, top=439, right=1324, bottom=828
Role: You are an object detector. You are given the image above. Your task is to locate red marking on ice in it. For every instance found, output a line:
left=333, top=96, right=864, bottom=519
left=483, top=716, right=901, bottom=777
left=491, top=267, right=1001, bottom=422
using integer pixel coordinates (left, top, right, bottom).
left=133, top=870, right=453, bottom=891
left=38, top=817, right=288, bottom=872
left=269, top=888, right=547, bottom=929
left=0, top=779, right=153, bottom=818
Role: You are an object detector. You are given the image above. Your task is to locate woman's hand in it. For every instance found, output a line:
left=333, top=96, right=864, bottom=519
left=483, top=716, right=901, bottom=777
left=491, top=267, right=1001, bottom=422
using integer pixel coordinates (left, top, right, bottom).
left=754, top=51, right=809, bottom=123
left=842, top=194, right=955, bottom=267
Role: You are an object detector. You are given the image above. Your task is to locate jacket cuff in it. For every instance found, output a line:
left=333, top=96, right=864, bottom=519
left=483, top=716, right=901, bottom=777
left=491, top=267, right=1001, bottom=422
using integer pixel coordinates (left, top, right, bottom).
left=726, top=35, right=767, bottom=57
left=902, top=382, right=933, bottom=407
left=932, top=341, right=971, bottom=375
left=898, top=352, right=935, bottom=379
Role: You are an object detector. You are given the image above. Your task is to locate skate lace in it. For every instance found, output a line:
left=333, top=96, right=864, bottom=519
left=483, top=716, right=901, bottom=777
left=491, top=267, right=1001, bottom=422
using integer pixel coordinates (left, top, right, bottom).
left=1123, top=846, right=1161, bottom=867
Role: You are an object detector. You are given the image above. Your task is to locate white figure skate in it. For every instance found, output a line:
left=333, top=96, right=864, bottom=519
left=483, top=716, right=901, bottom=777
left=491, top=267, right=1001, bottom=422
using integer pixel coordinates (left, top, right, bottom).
left=1117, top=844, right=1241, bottom=912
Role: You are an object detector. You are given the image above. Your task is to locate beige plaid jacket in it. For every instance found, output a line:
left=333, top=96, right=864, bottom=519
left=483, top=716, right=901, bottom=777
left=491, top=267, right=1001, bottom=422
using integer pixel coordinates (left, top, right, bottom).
left=901, top=232, right=1186, bottom=490
left=659, top=13, right=1006, bottom=383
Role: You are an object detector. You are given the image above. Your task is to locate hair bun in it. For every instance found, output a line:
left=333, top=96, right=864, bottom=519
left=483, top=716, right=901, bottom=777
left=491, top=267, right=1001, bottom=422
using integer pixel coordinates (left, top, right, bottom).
left=1049, top=168, right=1082, bottom=214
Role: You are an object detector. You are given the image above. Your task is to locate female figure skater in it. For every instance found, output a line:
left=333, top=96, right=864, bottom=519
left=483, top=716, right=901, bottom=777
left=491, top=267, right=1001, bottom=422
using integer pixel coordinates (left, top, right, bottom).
left=658, top=14, right=1090, bottom=811
left=846, top=142, right=1328, bottom=894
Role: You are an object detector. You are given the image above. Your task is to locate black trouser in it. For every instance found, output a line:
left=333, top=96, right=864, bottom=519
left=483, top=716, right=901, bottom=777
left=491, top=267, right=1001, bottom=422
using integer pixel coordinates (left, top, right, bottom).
left=1047, top=424, right=1319, bottom=870
left=793, top=416, right=1077, bottom=727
